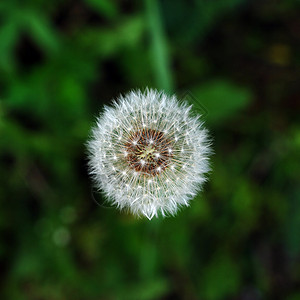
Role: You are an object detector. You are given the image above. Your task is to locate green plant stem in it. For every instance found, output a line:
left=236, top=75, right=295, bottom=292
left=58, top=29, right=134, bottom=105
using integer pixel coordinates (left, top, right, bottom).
left=144, top=0, right=174, bottom=93
left=139, top=217, right=162, bottom=281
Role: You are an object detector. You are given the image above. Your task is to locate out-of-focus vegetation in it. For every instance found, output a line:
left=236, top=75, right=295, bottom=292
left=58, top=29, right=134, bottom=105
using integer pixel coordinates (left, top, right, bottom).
left=0, top=0, right=300, bottom=299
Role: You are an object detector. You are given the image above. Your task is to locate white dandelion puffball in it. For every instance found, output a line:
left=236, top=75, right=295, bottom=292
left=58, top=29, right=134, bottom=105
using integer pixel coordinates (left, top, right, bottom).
left=87, top=89, right=211, bottom=219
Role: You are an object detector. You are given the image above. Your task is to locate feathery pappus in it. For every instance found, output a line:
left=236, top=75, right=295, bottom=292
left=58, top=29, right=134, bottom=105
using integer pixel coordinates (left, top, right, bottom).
left=87, top=89, right=211, bottom=219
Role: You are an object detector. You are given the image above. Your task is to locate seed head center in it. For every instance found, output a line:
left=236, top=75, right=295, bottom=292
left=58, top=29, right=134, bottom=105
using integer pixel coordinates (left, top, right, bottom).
left=138, top=145, right=155, bottom=160
left=125, top=128, right=173, bottom=176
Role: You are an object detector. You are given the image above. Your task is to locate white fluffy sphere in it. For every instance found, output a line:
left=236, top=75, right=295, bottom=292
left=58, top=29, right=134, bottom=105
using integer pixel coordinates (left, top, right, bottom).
left=87, top=89, right=211, bottom=219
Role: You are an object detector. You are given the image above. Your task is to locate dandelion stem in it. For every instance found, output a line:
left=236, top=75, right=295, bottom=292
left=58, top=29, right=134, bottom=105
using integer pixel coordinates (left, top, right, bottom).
left=144, top=0, right=174, bottom=93
left=139, top=218, right=162, bottom=280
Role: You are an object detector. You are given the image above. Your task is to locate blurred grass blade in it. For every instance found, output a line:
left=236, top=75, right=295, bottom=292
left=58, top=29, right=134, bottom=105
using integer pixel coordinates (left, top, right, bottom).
left=145, top=0, right=173, bottom=93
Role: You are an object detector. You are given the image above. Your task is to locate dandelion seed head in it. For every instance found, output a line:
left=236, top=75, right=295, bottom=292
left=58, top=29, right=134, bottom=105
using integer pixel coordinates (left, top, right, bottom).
left=87, top=89, right=211, bottom=219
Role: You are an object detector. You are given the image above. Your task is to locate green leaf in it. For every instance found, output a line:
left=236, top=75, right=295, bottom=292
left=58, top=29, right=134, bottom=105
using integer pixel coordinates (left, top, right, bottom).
left=78, top=16, right=145, bottom=57
left=201, top=254, right=241, bottom=300
left=119, top=278, right=170, bottom=300
left=188, top=80, right=252, bottom=125
left=0, top=21, right=19, bottom=72
left=21, top=10, right=60, bottom=54
left=85, top=0, right=118, bottom=19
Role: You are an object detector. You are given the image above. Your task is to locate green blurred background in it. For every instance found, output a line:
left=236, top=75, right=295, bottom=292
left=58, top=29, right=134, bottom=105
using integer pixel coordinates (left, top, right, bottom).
left=0, top=0, right=300, bottom=299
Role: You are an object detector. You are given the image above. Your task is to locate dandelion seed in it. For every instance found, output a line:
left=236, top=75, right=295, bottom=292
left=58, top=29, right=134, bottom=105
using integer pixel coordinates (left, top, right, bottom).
left=87, top=89, right=211, bottom=219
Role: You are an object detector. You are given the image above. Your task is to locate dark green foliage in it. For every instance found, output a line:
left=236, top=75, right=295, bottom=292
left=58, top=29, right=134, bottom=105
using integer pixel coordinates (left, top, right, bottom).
left=0, top=0, right=299, bottom=299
